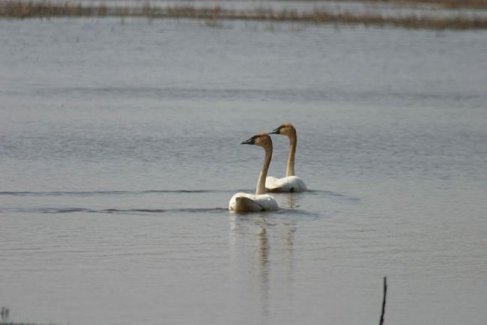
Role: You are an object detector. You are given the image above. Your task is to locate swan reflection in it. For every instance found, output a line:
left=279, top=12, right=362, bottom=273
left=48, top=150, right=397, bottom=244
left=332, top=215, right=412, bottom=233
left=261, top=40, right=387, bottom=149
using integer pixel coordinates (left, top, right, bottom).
left=229, top=214, right=296, bottom=319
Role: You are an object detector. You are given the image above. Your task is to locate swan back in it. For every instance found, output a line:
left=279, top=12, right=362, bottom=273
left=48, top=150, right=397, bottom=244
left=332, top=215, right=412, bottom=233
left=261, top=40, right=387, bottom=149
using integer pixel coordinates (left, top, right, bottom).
left=266, top=176, right=307, bottom=193
left=229, top=192, right=279, bottom=212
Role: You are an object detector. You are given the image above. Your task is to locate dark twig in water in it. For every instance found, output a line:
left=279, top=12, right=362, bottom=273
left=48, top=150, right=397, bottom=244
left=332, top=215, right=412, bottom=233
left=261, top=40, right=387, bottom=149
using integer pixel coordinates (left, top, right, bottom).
left=1, top=307, right=10, bottom=321
left=379, top=276, right=388, bottom=325
left=1, top=306, right=59, bottom=325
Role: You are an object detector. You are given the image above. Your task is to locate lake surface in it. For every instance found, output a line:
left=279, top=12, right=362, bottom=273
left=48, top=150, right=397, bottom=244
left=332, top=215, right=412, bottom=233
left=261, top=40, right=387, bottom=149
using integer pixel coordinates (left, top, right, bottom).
left=1, top=18, right=487, bottom=325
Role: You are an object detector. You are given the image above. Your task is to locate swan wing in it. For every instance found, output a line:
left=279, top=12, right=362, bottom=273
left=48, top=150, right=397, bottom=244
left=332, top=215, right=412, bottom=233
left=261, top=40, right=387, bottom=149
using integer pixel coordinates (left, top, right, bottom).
left=265, top=176, right=307, bottom=193
left=229, top=192, right=279, bottom=213
left=253, top=194, right=279, bottom=211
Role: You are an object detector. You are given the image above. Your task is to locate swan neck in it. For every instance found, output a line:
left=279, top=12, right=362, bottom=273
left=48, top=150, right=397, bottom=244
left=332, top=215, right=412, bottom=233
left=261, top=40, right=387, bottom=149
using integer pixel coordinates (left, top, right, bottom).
left=256, top=144, right=272, bottom=195
left=286, top=132, right=297, bottom=177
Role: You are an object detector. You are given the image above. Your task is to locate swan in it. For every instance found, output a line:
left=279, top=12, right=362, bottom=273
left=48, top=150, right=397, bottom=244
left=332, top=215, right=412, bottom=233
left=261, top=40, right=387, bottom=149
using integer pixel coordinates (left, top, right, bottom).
left=265, top=123, right=307, bottom=192
left=229, top=134, right=279, bottom=213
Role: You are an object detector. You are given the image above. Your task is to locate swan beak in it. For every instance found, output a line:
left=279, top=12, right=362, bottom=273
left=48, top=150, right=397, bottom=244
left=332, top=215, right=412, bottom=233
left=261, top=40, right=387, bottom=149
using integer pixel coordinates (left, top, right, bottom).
left=241, top=137, right=256, bottom=145
left=269, top=127, right=280, bottom=134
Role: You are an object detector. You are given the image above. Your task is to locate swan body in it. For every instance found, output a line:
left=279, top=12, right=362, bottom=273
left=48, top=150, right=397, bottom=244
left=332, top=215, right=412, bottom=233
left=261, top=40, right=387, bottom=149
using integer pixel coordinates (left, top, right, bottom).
left=265, top=123, right=307, bottom=192
left=229, top=134, right=279, bottom=213
left=265, top=175, right=307, bottom=193
left=229, top=192, right=279, bottom=212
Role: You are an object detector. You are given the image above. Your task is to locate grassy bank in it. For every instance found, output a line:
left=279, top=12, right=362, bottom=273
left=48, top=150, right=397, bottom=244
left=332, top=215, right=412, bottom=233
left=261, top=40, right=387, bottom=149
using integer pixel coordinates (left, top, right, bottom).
left=361, top=0, right=487, bottom=10
left=1, top=1, right=487, bottom=30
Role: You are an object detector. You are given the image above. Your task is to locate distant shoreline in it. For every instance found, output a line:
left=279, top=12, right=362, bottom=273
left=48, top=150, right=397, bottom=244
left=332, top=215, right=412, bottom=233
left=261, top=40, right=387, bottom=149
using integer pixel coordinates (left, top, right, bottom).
left=1, top=1, right=487, bottom=30
left=347, top=0, right=487, bottom=10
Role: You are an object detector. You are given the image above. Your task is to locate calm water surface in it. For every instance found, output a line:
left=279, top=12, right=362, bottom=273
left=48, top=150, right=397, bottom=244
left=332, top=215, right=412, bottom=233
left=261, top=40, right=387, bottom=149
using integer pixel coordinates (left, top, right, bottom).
left=1, top=18, right=487, bottom=325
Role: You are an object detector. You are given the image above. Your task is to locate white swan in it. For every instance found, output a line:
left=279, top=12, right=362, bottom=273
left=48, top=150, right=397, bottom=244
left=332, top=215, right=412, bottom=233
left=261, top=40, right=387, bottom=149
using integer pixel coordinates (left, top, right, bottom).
left=229, top=134, right=279, bottom=213
left=265, top=123, right=307, bottom=192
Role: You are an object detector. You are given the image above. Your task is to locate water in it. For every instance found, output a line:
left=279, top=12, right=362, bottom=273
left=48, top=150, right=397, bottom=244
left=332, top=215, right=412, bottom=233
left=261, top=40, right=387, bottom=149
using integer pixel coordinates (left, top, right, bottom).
left=1, top=17, right=487, bottom=325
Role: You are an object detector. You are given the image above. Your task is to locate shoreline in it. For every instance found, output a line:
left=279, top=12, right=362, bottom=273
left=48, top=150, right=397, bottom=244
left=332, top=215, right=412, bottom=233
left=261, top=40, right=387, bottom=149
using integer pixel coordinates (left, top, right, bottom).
left=347, top=0, right=487, bottom=10
left=1, top=1, right=487, bottom=30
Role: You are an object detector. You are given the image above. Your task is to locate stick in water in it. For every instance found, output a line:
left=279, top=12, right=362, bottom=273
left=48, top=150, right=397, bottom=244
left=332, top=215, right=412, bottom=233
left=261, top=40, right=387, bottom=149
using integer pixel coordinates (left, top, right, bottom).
left=379, top=276, right=388, bottom=325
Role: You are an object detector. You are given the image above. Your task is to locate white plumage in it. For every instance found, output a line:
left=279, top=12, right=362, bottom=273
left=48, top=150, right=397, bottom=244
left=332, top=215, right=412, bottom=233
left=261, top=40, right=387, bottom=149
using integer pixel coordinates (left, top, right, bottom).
left=228, top=192, right=279, bottom=212
left=265, top=175, right=307, bottom=193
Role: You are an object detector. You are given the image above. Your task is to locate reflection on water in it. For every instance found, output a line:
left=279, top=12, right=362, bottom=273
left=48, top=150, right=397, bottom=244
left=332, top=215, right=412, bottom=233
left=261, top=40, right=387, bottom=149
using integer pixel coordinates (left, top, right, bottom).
left=285, top=193, right=298, bottom=209
left=229, top=213, right=298, bottom=322
left=256, top=225, right=270, bottom=317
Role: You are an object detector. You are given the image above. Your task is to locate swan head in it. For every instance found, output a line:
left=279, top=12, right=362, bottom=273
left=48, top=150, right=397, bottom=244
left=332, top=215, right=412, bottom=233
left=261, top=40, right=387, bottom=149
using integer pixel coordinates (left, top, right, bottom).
left=269, top=122, right=296, bottom=137
left=241, top=133, right=273, bottom=149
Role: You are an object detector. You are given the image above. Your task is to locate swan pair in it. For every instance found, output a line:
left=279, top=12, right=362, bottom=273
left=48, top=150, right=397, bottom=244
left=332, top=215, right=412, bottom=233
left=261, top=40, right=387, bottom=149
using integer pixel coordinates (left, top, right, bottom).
left=229, top=123, right=307, bottom=213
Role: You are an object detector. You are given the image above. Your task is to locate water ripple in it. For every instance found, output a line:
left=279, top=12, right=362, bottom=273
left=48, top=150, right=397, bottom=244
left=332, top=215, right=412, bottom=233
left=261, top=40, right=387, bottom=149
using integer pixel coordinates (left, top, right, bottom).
left=0, top=207, right=229, bottom=215
left=0, top=189, right=229, bottom=197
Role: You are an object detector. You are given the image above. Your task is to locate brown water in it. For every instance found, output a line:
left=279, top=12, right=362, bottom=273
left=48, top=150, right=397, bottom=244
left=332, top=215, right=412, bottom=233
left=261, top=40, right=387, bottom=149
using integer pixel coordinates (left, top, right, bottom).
left=1, top=18, right=487, bottom=325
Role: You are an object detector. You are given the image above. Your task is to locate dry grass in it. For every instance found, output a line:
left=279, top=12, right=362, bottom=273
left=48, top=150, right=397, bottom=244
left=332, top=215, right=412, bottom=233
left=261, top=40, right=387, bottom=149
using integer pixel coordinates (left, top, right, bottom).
left=361, top=0, right=487, bottom=10
left=0, top=1, right=111, bottom=18
left=1, top=1, right=487, bottom=30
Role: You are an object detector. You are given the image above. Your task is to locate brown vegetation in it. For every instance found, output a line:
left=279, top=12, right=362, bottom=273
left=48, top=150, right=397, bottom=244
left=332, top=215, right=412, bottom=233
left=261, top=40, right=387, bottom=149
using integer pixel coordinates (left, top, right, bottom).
left=362, top=0, right=487, bottom=10
left=1, top=1, right=487, bottom=30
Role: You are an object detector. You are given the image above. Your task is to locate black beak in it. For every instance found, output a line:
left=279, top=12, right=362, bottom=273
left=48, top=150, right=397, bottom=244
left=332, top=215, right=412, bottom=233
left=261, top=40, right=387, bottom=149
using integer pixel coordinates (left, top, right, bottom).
left=269, top=127, right=280, bottom=135
left=241, top=136, right=256, bottom=145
